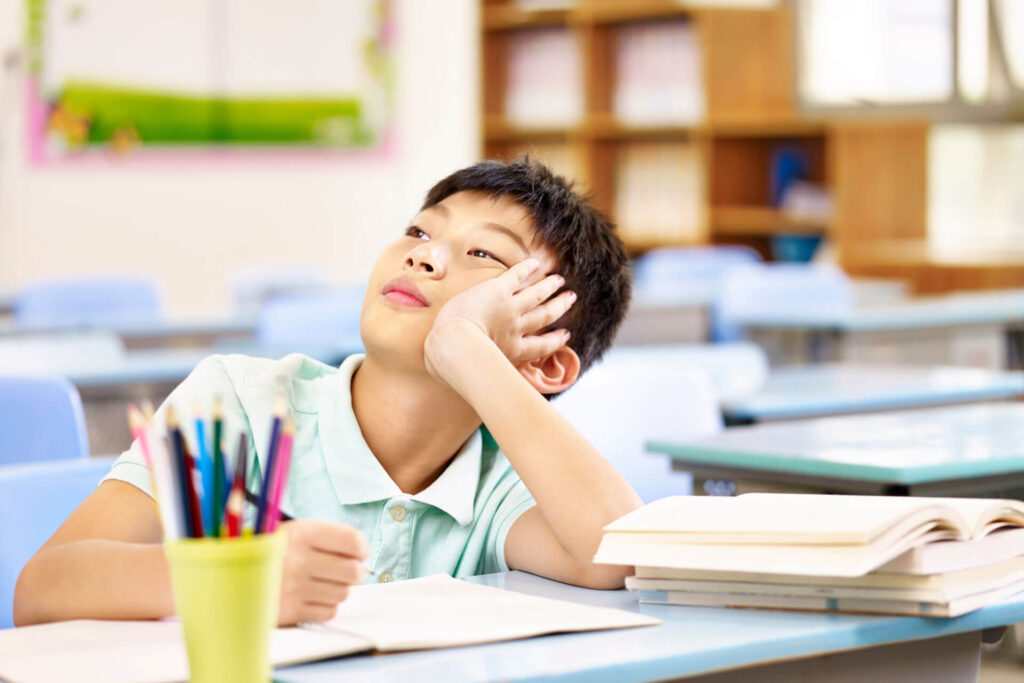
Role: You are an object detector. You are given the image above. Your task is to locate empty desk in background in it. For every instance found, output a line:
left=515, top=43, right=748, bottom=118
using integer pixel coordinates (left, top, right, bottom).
left=65, top=344, right=353, bottom=456
left=734, top=288, right=1024, bottom=369
left=0, top=314, right=258, bottom=350
left=276, top=570, right=1023, bottom=682
left=651, top=403, right=1024, bottom=497
left=722, top=364, right=1024, bottom=425
left=616, top=289, right=711, bottom=345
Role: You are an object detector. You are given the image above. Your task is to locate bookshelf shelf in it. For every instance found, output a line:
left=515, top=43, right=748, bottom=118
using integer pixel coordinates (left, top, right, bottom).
left=480, top=0, right=931, bottom=268
left=482, top=6, right=573, bottom=30
left=710, top=206, right=829, bottom=236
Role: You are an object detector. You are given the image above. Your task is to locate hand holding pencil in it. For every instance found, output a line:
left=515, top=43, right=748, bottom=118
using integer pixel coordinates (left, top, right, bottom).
left=128, top=395, right=373, bottom=625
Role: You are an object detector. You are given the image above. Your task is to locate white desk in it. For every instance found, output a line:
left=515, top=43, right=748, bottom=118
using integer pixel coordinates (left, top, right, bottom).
left=722, top=364, right=1024, bottom=424
left=0, top=314, right=258, bottom=350
left=735, top=288, right=1024, bottom=369
left=653, top=402, right=1024, bottom=497
left=276, top=571, right=1024, bottom=682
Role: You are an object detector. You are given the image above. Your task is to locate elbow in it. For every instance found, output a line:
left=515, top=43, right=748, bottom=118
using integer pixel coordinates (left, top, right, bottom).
left=13, top=559, right=42, bottom=627
left=573, top=563, right=634, bottom=591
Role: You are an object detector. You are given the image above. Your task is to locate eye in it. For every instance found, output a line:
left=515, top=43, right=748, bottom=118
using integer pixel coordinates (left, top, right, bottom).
left=405, top=226, right=429, bottom=240
left=468, top=249, right=507, bottom=266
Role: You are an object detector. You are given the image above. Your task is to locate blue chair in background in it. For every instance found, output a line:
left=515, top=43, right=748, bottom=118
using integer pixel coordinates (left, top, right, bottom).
left=714, top=262, right=854, bottom=344
left=0, top=456, right=115, bottom=629
left=256, top=286, right=365, bottom=354
left=231, top=265, right=330, bottom=317
left=632, top=246, right=762, bottom=341
left=0, top=375, right=90, bottom=465
left=14, top=276, right=162, bottom=329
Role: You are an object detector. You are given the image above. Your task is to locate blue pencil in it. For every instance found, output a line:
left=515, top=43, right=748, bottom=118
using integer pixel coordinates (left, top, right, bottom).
left=254, top=396, right=286, bottom=534
left=165, top=406, right=195, bottom=538
left=194, top=404, right=215, bottom=534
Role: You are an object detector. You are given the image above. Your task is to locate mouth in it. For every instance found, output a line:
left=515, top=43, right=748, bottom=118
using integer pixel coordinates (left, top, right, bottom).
left=381, top=278, right=429, bottom=307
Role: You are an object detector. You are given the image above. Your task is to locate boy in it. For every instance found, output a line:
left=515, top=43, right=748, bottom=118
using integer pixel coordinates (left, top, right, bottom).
left=14, top=158, right=640, bottom=627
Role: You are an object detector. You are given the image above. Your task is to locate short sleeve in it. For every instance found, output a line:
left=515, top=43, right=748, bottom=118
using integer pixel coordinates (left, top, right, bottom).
left=101, top=355, right=248, bottom=498
left=481, top=468, right=536, bottom=574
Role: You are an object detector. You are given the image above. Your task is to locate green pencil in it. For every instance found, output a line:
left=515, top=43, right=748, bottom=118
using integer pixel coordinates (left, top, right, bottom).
left=212, top=397, right=224, bottom=538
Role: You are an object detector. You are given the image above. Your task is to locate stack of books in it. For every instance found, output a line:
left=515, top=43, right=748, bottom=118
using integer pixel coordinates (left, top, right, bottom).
left=594, top=493, right=1024, bottom=617
left=614, top=142, right=704, bottom=244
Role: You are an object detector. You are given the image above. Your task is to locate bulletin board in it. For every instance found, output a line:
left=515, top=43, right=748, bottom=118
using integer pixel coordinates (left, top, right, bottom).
left=24, top=0, right=395, bottom=161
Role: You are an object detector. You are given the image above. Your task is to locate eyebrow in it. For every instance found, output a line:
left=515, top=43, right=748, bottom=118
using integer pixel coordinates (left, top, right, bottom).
left=426, top=204, right=531, bottom=259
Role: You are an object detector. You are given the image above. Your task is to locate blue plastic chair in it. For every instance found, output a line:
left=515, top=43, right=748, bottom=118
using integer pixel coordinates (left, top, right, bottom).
left=0, top=376, right=90, bottom=465
left=714, top=262, right=854, bottom=342
left=231, top=265, right=330, bottom=317
left=14, top=276, right=162, bottom=329
left=0, top=456, right=115, bottom=629
left=256, top=287, right=366, bottom=353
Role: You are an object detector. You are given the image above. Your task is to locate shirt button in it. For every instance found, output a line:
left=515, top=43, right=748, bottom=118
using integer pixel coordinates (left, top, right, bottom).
left=378, top=572, right=394, bottom=583
left=389, top=505, right=407, bottom=522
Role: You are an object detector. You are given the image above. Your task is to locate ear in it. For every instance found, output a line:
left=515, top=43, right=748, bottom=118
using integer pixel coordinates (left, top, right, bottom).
left=516, top=344, right=581, bottom=396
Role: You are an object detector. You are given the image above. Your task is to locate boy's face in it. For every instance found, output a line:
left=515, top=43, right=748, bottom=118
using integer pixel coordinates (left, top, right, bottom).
left=360, top=190, right=558, bottom=368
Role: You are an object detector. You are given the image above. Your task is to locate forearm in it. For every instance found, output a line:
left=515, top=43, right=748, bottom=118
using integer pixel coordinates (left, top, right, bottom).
left=14, top=540, right=175, bottom=626
left=444, top=334, right=642, bottom=565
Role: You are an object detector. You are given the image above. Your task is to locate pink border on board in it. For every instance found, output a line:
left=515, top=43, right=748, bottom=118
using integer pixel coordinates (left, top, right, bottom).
left=25, top=1, right=397, bottom=169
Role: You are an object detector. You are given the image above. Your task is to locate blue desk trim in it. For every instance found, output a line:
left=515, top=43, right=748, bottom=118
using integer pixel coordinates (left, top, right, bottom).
left=276, top=572, right=1024, bottom=683
left=648, top=440, right=1024, bottom=486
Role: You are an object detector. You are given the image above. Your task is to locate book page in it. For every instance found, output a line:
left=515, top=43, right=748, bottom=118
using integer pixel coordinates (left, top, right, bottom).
left=0, top=619, right=372, bottom=683
left=603, top=494, right=979, bottom=544
left=314, top=574, right=660, bottom=651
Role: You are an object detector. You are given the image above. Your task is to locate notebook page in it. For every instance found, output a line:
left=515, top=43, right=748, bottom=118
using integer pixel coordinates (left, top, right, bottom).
left=0, top=619, right=372, bottom=683
left=604, top=494, right=971, bottom=544
left=314, top=574, right=660, bottom=651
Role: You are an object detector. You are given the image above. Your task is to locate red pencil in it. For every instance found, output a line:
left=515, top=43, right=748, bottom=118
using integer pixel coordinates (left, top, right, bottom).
left=224, top=432, right=248, bottom=537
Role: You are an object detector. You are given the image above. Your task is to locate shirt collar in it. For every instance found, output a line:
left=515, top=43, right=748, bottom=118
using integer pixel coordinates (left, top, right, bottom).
left=318, top=354, right=482, bottom=526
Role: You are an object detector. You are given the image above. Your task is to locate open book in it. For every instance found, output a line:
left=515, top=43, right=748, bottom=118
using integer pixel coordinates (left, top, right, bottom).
left=0, top=575, right=659, bottom=683
left=594, top=494, right=1024, bottom=577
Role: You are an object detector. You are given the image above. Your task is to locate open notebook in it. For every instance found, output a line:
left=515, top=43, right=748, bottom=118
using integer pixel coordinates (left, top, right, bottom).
left=594, top=494, right=1024, bottom=577
left=0, top=575, right=659, bottom=683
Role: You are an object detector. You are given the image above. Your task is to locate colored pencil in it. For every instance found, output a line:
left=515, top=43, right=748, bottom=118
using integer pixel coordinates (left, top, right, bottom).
left=211, top=398, right=224, bottom=538
left=127, top=404, right=182, bottom=540
left=225, top=432, right=248, bottom=537
left=194, top=404, right=215, bottom=534
left=167, top=406, right=204, bottom=538
left=254, top=396, right=286, bottom=534
left=264, top=416, right=295, bottom=534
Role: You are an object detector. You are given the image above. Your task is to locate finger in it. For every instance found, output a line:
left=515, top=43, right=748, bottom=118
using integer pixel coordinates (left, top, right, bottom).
left=304, top=578, right=351, bottom=606
left=307, top=552, right=368, bottom=585
left=305, top=522, right=371, bottom=559
left=520, top=290, right=576, bottom=332
left=301, top=602, right=339, bottom=623
left=499, top=258, right=541, bottom=293
left=515, top=329, right=571, bottom=362
left=513, top=273, right=566, bottom=310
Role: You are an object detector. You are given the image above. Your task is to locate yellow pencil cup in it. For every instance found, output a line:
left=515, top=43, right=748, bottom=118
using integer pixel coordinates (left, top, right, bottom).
left=165, top=531, right=286, bottom=683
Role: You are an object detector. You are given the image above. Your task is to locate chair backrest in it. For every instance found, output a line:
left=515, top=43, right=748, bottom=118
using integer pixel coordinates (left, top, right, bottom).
left=554, top=358, right=723, bottom=502
left=14, top=276, right=162, bottom=329
left=231, top=265, right=330, bottom=317
left=633, top=245, right=762, bottom=302
left=256, top=287, right=365, bottom=352
left=0, top=375, right=90, bottom=465
left=0, top=457, right=115, bottom=629
left=0, top=331, right=125, bottom=376
left=714, top=263, right=854, bottom=341
left=603, top=342, right=769, bottom=403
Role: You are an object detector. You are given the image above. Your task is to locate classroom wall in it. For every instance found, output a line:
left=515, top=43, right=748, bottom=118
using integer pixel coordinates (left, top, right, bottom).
left=0, top=0, right=479, bottom=316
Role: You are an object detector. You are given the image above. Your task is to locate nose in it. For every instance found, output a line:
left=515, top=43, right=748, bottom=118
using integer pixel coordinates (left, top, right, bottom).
left=404, top=242, right=445, bottom=278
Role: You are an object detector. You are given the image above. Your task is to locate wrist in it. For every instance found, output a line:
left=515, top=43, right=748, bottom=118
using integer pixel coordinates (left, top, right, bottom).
left=424, top=320, right=499, bottom=390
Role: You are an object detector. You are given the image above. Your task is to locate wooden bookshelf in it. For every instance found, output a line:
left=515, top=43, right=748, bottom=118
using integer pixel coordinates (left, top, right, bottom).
left=479, top=0, right=930, bottom=264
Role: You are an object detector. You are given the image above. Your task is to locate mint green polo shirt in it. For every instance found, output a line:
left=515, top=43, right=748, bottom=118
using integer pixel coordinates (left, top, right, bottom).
left=103, top=353, right=536, bottom=580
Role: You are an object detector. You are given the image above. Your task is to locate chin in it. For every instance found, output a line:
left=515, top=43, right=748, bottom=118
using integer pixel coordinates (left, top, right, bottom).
left=360, top=310, right=431, bottom=370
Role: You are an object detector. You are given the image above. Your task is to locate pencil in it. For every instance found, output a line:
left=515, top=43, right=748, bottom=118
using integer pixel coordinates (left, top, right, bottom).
left=254, top=395, right=286, bottom=534
left=264, top=416, right=295, bottom=534
left=168, top=406, right=205, bottom=538
left=194, top=403, right=214, bottom=535
left=212, top=398, right=224, bottom=539
left=165, top=406, right=196, bottom=538
left=225, top=432, right=248, bottom=537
